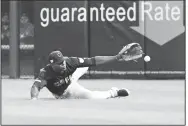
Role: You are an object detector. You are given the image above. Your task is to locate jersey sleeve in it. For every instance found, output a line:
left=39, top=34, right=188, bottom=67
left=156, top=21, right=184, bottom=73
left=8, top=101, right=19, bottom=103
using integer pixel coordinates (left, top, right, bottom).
left=69, top=57, right=96, bottom=68
left=34, top=68, right=47, bottom=89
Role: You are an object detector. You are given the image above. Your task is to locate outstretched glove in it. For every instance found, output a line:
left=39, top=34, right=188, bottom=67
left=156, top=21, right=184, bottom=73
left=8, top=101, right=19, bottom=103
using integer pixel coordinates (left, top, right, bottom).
left=118, top=43, right=144, bottom=61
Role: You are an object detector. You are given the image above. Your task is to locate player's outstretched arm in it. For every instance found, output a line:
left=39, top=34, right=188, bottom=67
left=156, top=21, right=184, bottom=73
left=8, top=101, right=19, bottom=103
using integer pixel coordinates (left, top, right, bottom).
left=94, top=55, right=122, bottom=65
left=81, top=43, right=143, bottom=66
left=66, top=43, right=143, bottom=68
left=30, top=69, right=47, bottom=100
left=68, top=55, right=122, bottom=68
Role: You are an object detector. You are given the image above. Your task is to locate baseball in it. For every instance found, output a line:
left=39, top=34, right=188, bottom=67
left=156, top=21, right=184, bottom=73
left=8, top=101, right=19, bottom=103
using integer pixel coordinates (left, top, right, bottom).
left=144, top=55, right=151, bottom=62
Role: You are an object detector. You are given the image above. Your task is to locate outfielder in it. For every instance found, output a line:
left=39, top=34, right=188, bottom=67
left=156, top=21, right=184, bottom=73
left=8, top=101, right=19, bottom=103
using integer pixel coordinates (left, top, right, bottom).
left=31, top=43, right=143, bottom=99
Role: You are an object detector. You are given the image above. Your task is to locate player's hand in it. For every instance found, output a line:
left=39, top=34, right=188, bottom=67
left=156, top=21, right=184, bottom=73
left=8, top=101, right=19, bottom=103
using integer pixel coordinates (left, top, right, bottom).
left=118, top=43, right=144, bottom=62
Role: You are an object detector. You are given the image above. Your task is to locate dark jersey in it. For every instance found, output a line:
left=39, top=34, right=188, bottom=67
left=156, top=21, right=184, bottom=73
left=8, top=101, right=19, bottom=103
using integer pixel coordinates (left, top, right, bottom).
left=40, top=57, right=96, bottom=96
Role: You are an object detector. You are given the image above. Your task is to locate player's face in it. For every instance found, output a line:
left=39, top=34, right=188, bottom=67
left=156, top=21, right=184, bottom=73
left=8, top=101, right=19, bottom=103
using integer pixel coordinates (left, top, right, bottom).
left=59, top=60, right=66, bottom=70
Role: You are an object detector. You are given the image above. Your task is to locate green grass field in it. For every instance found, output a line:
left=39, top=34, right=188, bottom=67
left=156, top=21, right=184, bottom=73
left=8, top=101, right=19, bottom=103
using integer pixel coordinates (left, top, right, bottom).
left=2, top=79, right=185, bottom=125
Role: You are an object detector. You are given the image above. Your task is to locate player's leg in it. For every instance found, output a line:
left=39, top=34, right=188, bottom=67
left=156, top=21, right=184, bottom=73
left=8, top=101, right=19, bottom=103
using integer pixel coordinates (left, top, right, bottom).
left=71, top=67, right=89, bottom=81
left=68, top=67, right=112, bottom=99
left=64, top=80, right=129, bottom=99
left=64, top=81, right=110, bottom=99
left=63, top=67, right=130, bottom=99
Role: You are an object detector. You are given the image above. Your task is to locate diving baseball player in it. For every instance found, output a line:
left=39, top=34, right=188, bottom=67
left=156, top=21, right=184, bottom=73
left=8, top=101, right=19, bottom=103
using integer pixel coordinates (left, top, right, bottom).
left=30, top=43, right=143, bottom=99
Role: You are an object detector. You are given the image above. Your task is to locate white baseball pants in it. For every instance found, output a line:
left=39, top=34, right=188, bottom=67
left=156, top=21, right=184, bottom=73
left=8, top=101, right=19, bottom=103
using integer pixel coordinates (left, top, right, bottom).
left=61, top=67, right=117, bottom=99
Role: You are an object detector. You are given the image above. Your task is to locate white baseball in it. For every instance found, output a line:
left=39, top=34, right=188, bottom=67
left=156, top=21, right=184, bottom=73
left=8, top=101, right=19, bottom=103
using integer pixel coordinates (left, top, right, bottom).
left=144, top=55, right=151, bottom=62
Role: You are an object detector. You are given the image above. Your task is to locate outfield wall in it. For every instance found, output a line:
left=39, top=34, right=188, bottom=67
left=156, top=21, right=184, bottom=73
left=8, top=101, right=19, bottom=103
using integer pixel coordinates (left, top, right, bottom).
left=33, top=1, right=185, bottom=79
left=2, top=1, right=184, bottom=79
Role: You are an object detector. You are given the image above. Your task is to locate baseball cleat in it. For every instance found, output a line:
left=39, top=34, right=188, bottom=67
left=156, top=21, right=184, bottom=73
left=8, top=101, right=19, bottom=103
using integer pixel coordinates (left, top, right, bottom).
left=110, top=87, right=130, bottom=98
left=117, top=88, right=130, bottom=97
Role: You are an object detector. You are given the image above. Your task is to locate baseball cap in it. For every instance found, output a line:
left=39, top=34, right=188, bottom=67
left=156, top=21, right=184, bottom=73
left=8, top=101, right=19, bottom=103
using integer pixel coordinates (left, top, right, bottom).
left=48, top=50, right=64, bottom=64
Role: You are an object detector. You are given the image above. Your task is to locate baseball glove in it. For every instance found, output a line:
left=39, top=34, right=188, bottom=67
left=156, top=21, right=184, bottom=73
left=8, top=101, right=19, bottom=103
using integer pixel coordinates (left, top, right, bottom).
left=118, top=43, right=144, bottom=61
